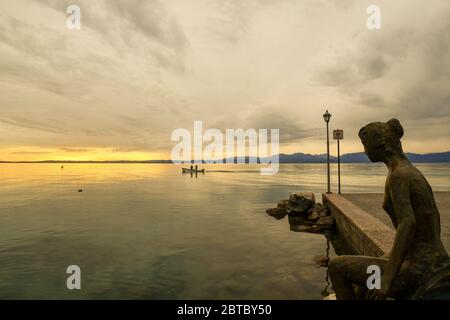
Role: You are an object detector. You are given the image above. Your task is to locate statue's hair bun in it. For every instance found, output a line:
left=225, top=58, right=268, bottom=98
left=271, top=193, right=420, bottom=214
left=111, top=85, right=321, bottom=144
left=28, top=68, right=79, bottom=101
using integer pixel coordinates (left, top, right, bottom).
left=387, top=118, right=404, bottom=139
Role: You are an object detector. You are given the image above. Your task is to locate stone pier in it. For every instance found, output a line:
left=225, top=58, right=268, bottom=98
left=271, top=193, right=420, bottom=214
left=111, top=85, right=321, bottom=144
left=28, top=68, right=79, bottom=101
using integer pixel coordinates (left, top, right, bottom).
left=323, top=192, right=450, bottom=256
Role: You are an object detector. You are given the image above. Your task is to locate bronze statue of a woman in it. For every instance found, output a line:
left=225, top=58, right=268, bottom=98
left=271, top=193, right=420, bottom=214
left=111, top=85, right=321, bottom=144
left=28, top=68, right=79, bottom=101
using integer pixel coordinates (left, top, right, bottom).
left=329, top=119, right=449, bottom=299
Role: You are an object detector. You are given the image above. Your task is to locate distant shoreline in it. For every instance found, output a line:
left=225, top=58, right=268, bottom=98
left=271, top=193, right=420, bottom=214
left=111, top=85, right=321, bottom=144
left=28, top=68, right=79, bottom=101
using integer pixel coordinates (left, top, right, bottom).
left=1, top=151, right=449, bottom=164
left=0, top=160, right=173, bottom=164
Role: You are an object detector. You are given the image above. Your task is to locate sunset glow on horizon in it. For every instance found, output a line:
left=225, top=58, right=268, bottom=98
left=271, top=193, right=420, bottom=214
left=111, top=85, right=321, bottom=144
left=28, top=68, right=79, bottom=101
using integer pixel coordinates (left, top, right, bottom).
left=0, top=147, right=166, bottom=162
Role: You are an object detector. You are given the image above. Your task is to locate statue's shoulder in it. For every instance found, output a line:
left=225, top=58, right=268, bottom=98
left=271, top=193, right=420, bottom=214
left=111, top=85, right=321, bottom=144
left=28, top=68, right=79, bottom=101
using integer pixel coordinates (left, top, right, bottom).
left=389, top=165, right=411, bottom=182
left=393, top=162, right=421, bottom=179
left=387, top=165, right=421, bottom=193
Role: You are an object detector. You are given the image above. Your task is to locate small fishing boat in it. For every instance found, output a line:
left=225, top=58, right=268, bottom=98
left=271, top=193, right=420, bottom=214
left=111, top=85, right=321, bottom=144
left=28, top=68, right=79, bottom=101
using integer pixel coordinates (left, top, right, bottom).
left=182, top=168, right=205, bottom=174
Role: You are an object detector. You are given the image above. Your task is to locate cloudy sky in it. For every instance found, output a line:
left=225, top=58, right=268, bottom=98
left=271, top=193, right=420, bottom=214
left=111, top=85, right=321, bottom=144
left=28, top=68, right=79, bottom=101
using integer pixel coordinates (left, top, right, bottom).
left=0, top=0, right=449, bottom=161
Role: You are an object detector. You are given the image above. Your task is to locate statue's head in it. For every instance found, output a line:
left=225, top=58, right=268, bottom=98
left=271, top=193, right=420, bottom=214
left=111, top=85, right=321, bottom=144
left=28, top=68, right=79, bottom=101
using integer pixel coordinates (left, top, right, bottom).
left=358, top=119, right=404, bottom=162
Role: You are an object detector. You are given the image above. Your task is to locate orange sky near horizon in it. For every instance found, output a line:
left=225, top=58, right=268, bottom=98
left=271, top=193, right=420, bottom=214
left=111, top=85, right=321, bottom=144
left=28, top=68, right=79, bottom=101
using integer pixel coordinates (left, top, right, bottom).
left=1, top=135, right=448, bottom=162
left=0, top=147, right=166, bottom=162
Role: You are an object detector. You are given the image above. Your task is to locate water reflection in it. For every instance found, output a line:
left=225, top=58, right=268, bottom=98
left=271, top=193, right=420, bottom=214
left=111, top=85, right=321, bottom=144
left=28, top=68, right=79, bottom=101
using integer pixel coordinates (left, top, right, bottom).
left=182, top=171, right=206, bottom=179
left=266, top=204, right=341, bottom=299
left=321, top=238, right=332, bottom=298
left=0, top=163, right=447, bottom=299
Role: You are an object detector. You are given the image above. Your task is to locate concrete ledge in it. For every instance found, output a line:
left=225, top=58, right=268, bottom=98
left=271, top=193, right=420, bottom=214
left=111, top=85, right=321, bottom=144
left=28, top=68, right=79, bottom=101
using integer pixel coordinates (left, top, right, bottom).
left=341, top=192, right=449, bottom=252
left=323, top=193, right=394, bottom=257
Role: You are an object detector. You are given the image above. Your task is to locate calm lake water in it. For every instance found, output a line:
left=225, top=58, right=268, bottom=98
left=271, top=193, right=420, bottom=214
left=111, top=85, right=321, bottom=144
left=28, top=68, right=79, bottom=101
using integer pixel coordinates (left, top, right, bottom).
left=0, top=163, right=449, bottom=299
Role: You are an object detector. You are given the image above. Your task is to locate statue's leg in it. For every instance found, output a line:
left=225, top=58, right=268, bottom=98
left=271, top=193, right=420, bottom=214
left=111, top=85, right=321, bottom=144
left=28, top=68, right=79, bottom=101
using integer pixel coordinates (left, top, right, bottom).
left=329, top=255, right=388, bottom=300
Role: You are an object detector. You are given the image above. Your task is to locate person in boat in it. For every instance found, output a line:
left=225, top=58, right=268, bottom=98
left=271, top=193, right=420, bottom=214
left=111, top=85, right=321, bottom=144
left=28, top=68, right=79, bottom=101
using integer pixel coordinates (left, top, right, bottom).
left=195, top=165, right=198, bottom=171
left=190, top=165, right=193, bottom=171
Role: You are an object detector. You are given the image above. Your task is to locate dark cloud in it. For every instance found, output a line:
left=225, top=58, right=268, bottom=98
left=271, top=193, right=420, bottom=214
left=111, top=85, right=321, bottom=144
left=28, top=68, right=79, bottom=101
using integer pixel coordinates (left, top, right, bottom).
left=109, top=0, right=188, bottom=51
left=11, top=0, right=189, bottom=77
left=0, top=14, right=121, bottom=100
left=355, top=92, right=386, bottom=109
left=245, top=112, right=320, bottom=143
left=317, top=31, right=413, bottom=90
left=395, top=9, right=450, bottom=120
left=205, top=0, right=282, bottom=44
left=317, top=4, right=450, bottom=123
left=40, top=0, right=187, bottom=49
left=208, top=109, right=320, bottom=145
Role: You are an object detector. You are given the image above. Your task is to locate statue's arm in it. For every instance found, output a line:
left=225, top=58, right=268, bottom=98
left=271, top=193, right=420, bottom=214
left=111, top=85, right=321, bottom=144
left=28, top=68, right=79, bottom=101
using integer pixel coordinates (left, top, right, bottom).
left=382, top=173, right=416, bottom=296
left=383, top=194, right=398, bottom=229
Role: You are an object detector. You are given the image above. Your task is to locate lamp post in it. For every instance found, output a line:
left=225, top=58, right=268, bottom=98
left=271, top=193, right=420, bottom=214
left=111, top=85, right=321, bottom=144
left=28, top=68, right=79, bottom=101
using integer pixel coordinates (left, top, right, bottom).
left=333, top=129, right=344, bottom=194
left=323, top=110, right=332, bottom=193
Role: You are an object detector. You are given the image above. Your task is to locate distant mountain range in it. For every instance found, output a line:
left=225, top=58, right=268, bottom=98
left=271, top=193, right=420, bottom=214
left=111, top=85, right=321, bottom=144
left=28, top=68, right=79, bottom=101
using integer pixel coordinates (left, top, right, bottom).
left=275, top=151, right=450, bottom=163
left=1, top=151, right=449, bottom=164
left=220, top=151, right=450, bottom=164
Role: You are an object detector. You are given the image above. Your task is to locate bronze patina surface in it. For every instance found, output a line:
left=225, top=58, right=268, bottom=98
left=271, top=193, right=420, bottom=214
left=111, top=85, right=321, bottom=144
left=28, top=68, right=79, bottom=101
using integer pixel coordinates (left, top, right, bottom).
left=329, top=119, right=449, bottom=300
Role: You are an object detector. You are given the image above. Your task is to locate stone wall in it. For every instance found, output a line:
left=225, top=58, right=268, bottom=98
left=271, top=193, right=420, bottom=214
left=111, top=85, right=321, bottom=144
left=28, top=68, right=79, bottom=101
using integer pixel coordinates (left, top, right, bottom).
left=323, top=193, right=394, bottom=257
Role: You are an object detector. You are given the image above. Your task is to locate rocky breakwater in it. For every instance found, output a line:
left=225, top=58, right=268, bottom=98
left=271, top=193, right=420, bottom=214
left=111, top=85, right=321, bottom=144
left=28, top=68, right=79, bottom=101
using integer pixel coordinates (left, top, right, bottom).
left=266, top=192, right=336, bottom=233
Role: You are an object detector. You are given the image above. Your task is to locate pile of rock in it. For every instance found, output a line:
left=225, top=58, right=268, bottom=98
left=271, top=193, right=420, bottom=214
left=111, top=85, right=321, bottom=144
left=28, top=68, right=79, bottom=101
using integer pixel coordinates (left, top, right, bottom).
left=266, top=192, right=335, bottom=233
left=286, top=192, right=316, bottom=215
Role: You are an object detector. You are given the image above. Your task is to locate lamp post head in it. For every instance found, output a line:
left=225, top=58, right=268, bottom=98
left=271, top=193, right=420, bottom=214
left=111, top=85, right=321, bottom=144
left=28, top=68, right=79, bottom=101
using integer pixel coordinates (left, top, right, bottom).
left=323, top=110, right=332, bottom=123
